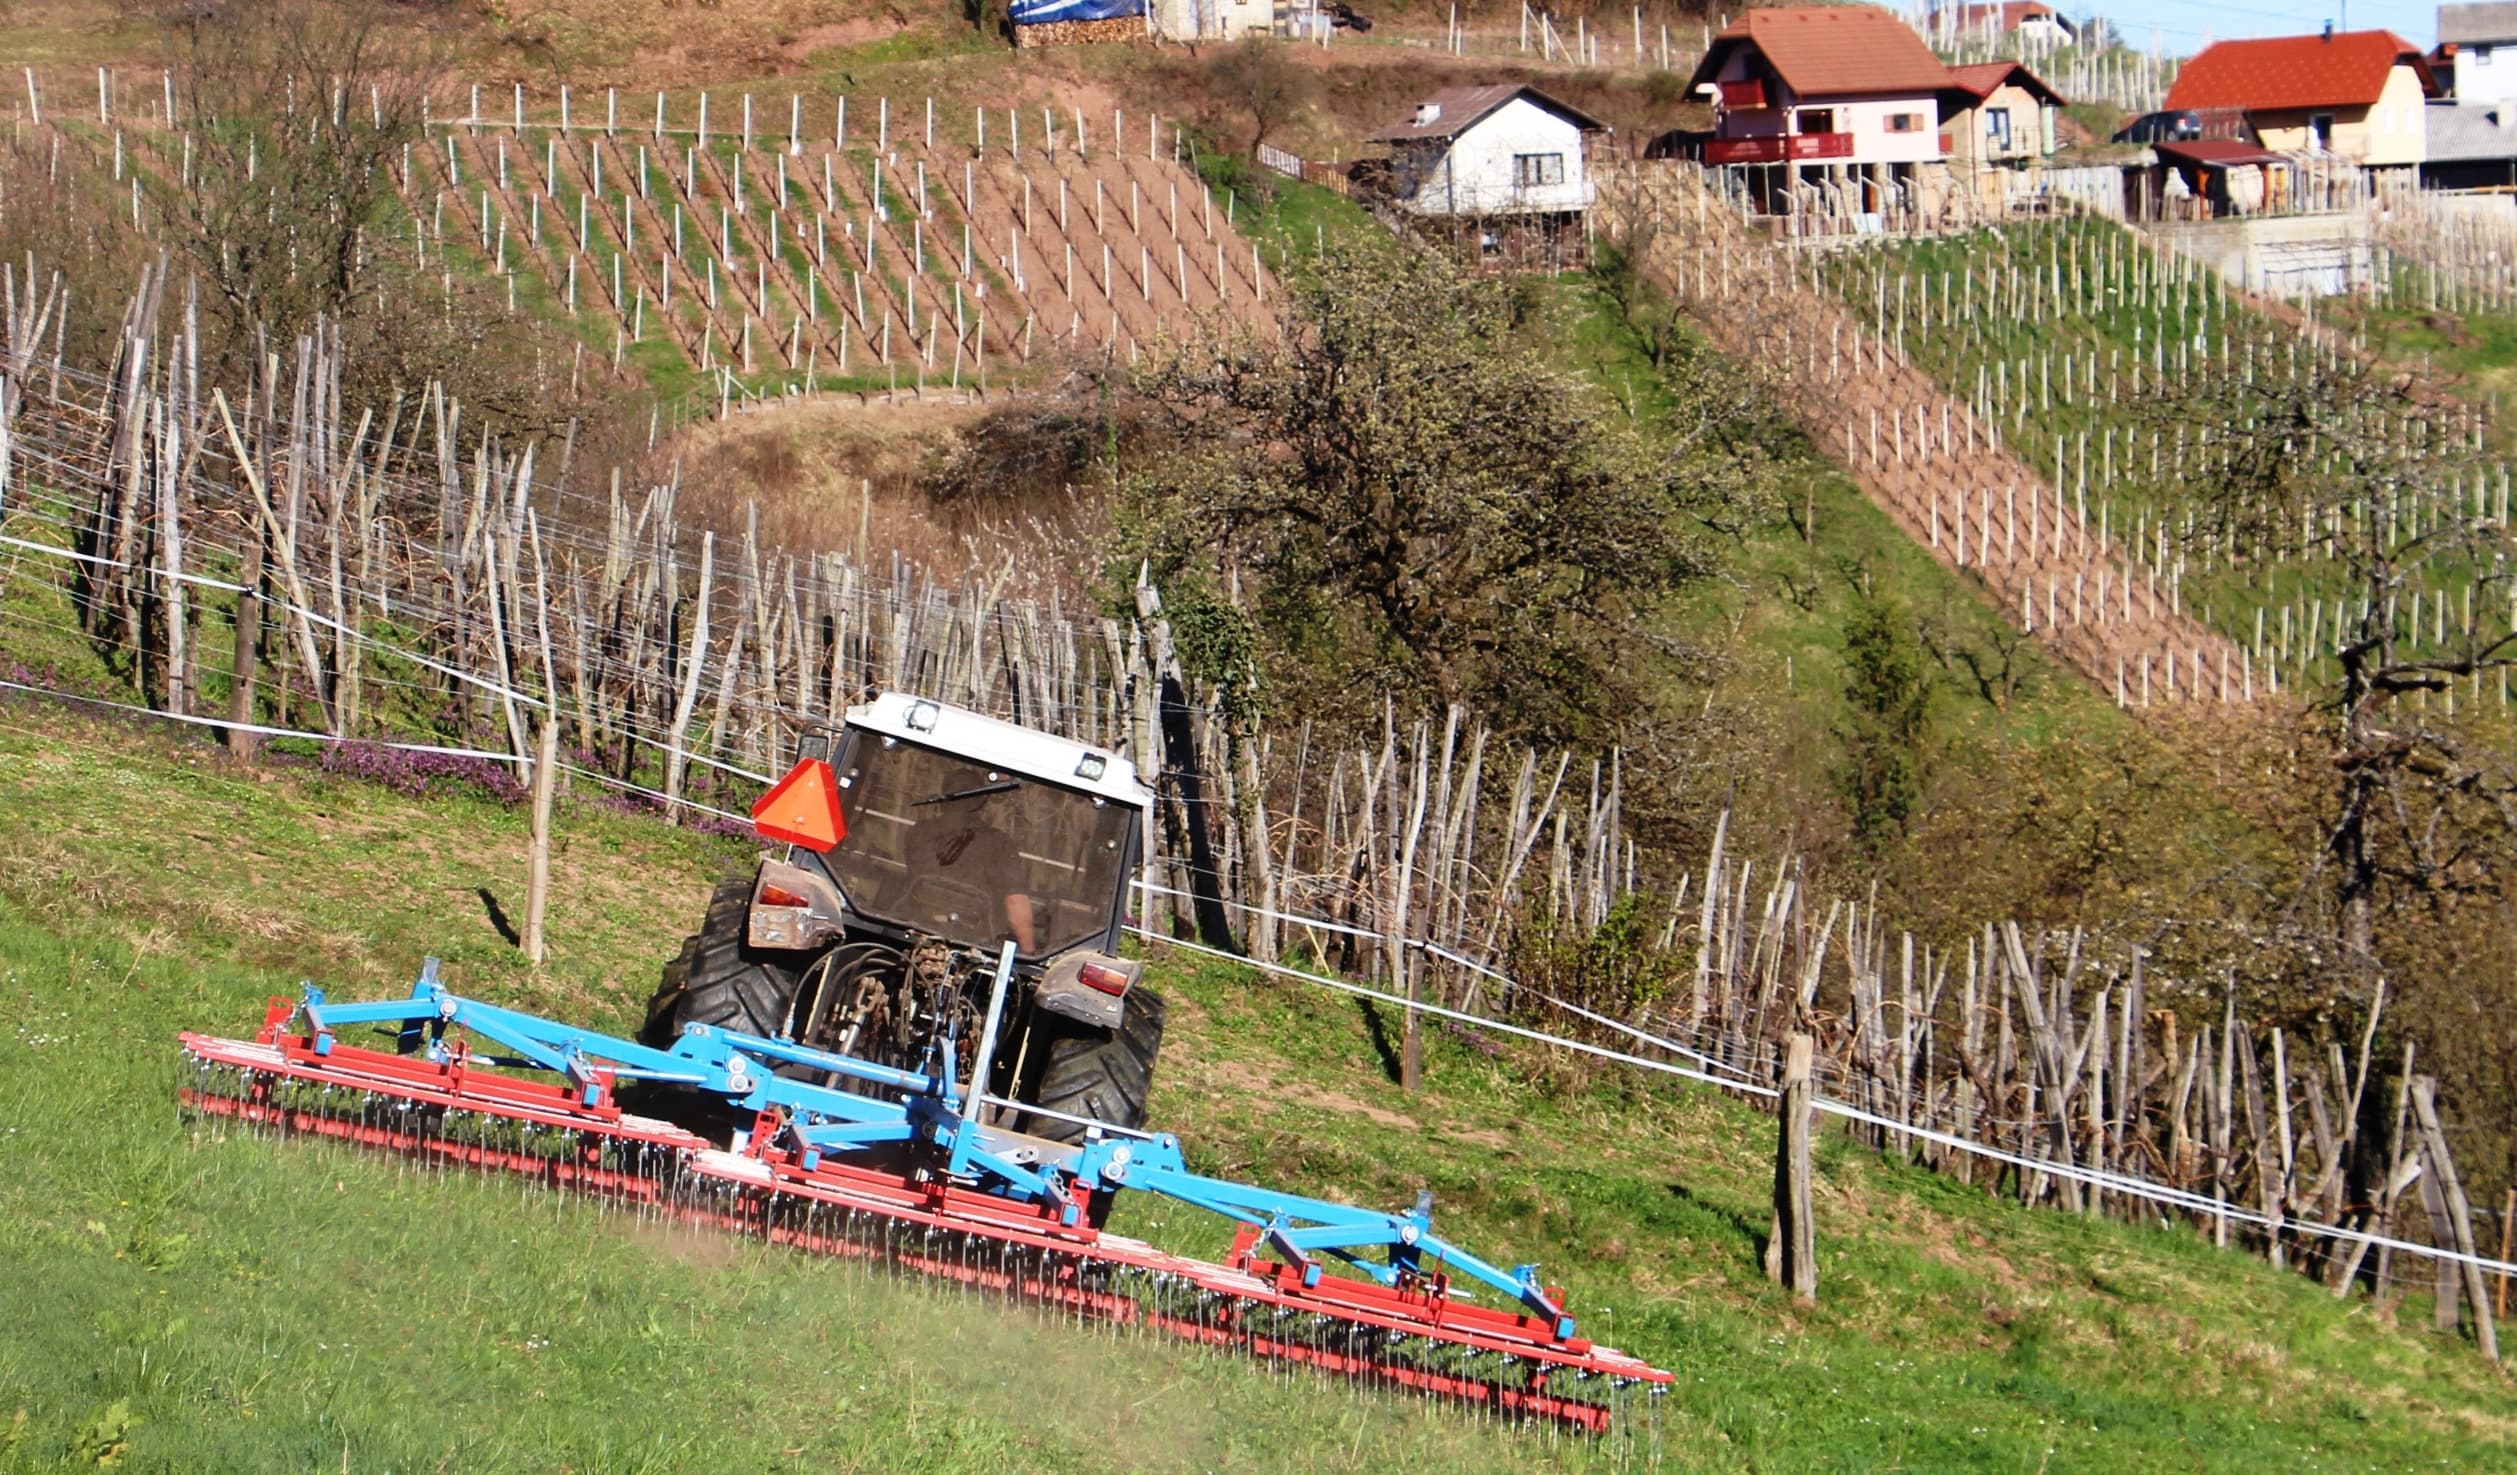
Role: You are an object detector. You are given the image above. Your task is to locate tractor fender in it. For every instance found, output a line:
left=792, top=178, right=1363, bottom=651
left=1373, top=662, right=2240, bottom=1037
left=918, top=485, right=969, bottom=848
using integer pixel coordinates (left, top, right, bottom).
left=746, top=859, right=851, bottom=952
left=1032, top=951, right=1142, bottom=1032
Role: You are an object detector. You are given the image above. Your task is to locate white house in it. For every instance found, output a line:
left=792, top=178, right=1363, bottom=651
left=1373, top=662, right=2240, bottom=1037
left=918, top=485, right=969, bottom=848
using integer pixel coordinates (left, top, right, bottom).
left=1932, top=2, right=2081, bottom=50
left=1148, top=0, right=1274, bottom=42
left=2439, top=3, right=2517, bottom=102
left=1365, top=84, right=1607, bottom=217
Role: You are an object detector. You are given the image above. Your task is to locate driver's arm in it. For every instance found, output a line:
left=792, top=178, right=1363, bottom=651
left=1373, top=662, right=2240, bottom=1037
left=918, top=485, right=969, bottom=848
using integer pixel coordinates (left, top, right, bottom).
left=1004, top=893, right=1036, bottom=953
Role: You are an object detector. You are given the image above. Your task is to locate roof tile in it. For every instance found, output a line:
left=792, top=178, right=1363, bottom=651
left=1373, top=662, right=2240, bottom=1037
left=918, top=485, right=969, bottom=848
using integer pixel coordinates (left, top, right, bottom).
left=1692, top=5, right=1953, bottom=100
left=2163, top=30, right=2436, bottom=113
left=1366, top=84, right=1606, bottom=143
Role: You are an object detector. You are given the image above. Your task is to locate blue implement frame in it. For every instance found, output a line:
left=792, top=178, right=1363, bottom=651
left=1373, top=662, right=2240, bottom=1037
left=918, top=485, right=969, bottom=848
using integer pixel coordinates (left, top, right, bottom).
left=291, top=955, right=1573, bottom=1337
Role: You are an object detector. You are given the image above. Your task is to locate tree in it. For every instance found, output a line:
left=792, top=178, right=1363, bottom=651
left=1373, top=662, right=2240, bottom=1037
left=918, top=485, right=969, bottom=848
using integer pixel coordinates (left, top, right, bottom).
left=2150, top=323, right=2517, bottom=1207
left=2149, top=326, right=2517, bottom=984
left=159, top=1, right=548, bottom=426
left=1120, top=237, right=1768, bottom=746
left=164, top=0, right=431, bottom=349
left=1838, top=578, right=1931, bottom=850
left=1207, top=38, right=1313, bottom=157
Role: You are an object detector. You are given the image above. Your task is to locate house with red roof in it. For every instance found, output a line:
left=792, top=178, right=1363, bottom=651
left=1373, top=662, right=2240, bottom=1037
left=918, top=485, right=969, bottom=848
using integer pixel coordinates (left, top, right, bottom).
left=1687, top=5, right=1959, bottom=177
left=2163, top=29, right=2440, bottom=168
left=1941, top=60, right=2067, bottom=172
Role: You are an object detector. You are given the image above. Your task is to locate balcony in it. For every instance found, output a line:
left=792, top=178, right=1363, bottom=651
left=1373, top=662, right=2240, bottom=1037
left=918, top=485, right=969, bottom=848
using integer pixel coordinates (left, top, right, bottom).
left=1703, top=132, right=1855, bottom=166
left=1718, top=78, right=1770, bottom=110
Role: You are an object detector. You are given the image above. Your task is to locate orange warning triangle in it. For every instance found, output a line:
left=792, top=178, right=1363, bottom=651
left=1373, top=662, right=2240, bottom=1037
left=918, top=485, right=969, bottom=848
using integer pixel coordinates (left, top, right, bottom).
left=752, top=758, right=846, bottom=851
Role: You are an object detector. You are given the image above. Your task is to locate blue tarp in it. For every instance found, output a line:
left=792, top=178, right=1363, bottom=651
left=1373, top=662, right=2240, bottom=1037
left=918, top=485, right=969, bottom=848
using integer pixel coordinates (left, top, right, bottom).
left=1009, top=0, right=1144, bottom=23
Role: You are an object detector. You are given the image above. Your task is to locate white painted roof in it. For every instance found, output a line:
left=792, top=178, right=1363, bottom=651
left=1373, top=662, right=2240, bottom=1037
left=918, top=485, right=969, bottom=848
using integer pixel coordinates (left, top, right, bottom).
left=846, top=692, right=1153, bottom=810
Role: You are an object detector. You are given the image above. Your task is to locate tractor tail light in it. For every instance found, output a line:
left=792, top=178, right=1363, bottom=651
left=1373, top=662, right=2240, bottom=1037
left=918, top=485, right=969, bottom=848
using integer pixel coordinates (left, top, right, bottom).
left=757, top=882, right=812, bottom=909
left=1078, top=962, right=1133, bottom=996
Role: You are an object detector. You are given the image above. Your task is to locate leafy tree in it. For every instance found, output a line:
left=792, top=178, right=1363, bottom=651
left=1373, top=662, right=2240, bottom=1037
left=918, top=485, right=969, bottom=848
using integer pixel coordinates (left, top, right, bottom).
left=1120, top=237, right=1766, bottom=746
left=1837, top=579, right=1931, bottom=850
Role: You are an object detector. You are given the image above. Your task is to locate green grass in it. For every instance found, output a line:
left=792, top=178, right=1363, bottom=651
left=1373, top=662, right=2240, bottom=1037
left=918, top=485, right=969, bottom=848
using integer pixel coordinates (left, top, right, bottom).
left=0, top=681, right=2512, bottom=1469
left=2328, top=269, right=2517, bottom=406
left=1546, top=272, right=2100, bottom=741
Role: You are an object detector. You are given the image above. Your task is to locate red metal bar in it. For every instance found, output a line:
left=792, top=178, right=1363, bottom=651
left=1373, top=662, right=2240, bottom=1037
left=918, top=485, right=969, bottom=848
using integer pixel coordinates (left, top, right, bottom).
left=1704, top=132, right=1855, bottom=165
left=180, top=1032, right=1672, bottom=1426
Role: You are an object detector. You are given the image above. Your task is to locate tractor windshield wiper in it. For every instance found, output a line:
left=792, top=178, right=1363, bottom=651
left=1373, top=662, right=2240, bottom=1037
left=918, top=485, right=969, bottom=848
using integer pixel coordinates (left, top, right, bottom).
left=913, top=778, right=1021, bottom=806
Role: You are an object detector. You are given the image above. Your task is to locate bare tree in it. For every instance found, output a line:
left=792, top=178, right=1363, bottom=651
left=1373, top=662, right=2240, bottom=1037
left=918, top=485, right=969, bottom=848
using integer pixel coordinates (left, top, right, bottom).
left=2152, top=329, right=2517, bottom=986
left=1207, top=39, right=1313, bottom=157
left=162, top=0, right=438, bottom=353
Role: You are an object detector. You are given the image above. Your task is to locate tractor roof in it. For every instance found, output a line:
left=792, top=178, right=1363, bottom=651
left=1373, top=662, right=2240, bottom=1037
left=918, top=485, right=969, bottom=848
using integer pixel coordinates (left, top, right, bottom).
left=846, top=692, right=1153, bottom=810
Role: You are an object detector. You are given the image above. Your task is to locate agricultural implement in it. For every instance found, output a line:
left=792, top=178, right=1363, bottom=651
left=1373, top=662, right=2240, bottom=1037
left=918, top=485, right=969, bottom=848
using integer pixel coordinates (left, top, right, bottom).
left=176, top=694, right=1671, bottom=1433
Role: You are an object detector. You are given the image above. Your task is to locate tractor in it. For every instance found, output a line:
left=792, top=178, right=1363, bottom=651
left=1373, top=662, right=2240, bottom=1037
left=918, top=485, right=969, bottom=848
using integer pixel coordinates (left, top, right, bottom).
left=638, top=692, right=1164, bottom=1146
left=182, top=691, right=1673, bottom=1427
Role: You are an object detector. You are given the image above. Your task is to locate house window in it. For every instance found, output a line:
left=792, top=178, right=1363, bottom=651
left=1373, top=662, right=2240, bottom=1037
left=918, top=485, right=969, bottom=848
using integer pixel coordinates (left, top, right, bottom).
left=2310, top=112, right=2335, bottom=150
left=1986, top=106, right=2012, bottom=150
left=1513, top=153, right=1566, bottom=187
left=1886, top=112, right=1925, bottom=133
left=1798, top=107, right=1835, bottom=135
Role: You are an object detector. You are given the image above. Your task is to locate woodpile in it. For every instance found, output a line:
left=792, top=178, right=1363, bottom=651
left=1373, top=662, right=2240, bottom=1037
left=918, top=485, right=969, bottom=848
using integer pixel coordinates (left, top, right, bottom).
left=1012, top=17, right=1146, bottom=48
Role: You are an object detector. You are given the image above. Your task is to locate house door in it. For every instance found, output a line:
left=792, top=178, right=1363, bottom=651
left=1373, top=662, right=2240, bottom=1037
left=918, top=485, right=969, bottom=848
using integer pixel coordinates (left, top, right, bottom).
left=2310, top=113, right=2335, bottom=151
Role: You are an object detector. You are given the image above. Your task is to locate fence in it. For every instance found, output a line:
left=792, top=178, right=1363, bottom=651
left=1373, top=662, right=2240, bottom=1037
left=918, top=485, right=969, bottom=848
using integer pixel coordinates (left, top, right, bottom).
left=2, top=255, right=2511, bottom=1331
left=14, top=71, right=1274, bottom=399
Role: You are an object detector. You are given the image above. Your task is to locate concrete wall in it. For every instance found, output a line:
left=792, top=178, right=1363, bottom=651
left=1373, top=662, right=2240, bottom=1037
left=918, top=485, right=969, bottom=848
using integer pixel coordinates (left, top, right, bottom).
left=1399, top=98, right=1594, bottom=215
left=2151, top=212, right=2376, bottom=296
left=1149, top=0, right=1272, bottom=40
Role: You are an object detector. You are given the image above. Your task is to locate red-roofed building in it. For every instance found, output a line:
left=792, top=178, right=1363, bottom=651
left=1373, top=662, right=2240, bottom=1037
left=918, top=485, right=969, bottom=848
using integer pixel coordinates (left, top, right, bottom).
left=2164, top=30, right=2440, bottom=167
left=1687, top=6, right=1959, bottom=173
left=1940, top=61, right=2066, bottom=172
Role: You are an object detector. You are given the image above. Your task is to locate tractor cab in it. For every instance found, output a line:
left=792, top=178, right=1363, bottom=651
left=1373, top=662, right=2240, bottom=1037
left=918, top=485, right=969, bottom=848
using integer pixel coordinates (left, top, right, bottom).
left=641, top=694, right=1166, bottom=1149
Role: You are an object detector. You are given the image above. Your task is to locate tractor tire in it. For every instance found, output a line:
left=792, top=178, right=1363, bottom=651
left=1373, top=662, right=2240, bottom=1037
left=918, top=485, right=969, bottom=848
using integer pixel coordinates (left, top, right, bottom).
left=1022, top=987, right=1166, bottom=1145
left=638, top=873, right=803, bottom=1050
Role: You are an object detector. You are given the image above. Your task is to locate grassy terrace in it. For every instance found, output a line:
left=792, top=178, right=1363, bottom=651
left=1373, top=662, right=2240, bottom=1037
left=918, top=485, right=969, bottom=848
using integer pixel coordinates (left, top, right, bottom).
left=0, top=688, right=2509, bottom=1468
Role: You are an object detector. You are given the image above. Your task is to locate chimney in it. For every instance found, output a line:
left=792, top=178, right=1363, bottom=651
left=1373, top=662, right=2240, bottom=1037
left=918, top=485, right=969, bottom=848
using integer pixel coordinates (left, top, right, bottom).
left=2323, top=20, right=2334, bottom=41
left=1414, top=102, right=1443, bottom=127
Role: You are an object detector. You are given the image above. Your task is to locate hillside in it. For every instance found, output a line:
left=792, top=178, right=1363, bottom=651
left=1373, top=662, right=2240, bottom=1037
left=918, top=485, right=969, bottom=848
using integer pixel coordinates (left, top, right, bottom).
left=0, top=706, right=2509, bottom=1471
left=9, top=2, right=2517, bottom=1465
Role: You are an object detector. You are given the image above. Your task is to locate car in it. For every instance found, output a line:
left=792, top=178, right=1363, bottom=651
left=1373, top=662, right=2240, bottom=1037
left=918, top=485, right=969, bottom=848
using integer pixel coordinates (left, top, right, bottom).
left=2112, top=110, right=2204, bottom=145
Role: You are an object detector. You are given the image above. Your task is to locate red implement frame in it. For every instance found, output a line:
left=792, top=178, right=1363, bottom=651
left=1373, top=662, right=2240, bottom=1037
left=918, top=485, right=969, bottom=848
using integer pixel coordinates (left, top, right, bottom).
left=180, top=1022, right=1671, bottom=1431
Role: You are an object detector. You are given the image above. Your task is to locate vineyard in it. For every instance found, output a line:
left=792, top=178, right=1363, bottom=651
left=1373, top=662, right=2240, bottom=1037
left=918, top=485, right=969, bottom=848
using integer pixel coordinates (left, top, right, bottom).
left=18, top=70, right=1275, bottom=410
left=1809, top=213, right=2517, bottom=716
left=8, top=9, right=2517, bottom=1465
left=7, top=255, right=2516, bottom=1330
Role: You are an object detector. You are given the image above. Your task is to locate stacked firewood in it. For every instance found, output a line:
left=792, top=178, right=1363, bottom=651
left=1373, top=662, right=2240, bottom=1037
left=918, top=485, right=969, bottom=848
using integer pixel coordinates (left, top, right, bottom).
left=1012, top=16, right=1145, bottom=47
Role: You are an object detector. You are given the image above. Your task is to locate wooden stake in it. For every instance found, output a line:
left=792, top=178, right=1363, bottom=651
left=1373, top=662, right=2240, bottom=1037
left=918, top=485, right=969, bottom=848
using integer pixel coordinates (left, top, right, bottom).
left=525, top=714, right=558, bottom=964
left=1767, top=1034, right=1818, bottom=1304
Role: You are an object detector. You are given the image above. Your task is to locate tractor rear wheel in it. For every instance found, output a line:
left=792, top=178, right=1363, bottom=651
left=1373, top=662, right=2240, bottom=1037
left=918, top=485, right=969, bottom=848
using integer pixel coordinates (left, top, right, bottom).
left=638, top=873, right=803, bottom=1049
left=1021, top=987, right=1166, bottom=1145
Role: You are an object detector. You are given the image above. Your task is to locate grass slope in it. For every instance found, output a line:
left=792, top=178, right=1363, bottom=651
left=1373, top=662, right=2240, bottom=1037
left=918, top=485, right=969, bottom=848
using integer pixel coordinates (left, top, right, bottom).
left=0, top=703, right=2510, bottom=1472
